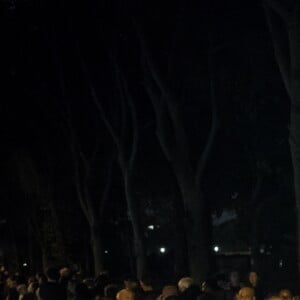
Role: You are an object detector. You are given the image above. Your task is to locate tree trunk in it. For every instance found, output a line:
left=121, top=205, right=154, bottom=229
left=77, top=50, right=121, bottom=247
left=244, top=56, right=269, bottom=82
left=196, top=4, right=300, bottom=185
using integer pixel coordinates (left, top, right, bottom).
left=172, top=193, right=189, bottom=278
left=290, top=108, right=300, bottom=276
left=90, top=222, right=104, bottom=276
left=264, top=0, right=300, bottom=280
left=184, top=187, right=210, bottom=282
left=124, top=173, right=146, bottom=279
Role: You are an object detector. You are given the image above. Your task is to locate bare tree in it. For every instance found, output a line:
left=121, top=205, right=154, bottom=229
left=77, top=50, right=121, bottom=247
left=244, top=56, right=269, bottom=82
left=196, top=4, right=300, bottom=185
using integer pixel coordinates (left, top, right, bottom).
left=16, top=151, right=66, bottom=270
left=134, top=21, right=219, bottom=280
left=263, top=0, right=300, bottom=277
left=56, top=65, right=114, bottom=276
left=79, top=54, right=147, bottom=278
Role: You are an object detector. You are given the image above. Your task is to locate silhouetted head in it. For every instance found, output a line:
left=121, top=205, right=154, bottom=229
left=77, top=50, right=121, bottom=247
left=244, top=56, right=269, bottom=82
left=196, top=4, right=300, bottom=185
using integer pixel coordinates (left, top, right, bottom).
left=237, top=287, right=255, bottom=300
left=229, top=271, right=240, bottom=287
left=178, top=277, right=194, bottom=293
left=46, top=267, right=60, bottom=282
left=279, top=290, right=293, bottom=300
left=248, top=272, right=259, bottom=287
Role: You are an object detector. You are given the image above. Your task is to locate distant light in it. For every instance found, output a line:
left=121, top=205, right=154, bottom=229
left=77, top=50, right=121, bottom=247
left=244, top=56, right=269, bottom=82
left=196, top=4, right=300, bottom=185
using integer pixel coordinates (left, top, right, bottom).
left=160, top=247, right=166, bottom=253
left=260, top=247, right=265, bottom=254
left=23, top=263, right=27, bottom=267
left=214, top=246, right=220, bottom=253
left=148, top=225, right=155, bottom=230
left=104, top=250, right=108, bottom=254
left=279, top=259, right=283, bottom=268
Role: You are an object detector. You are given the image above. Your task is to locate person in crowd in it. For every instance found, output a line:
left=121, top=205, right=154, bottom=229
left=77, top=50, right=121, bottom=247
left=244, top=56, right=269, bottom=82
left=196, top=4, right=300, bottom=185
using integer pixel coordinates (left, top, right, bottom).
left=37, top=267, right=66, bottom=300
left=105, top=284, right=120, bottom=300
left=140, top=277, right=158, bottom=300
left=117, top=278, right=141, bottom=300
left=236, top=288, right=255, bottom=300
left=246, top=272, right=264, bottom=300
left=94, top=272, right=110, bottom=298
left=35, top=274, right=47, bottom=287
left=0, top=272, right=6, bottom=300
left=16, top=284, right=35, bottom=300
left=27, top=282, right=39, bottom=299
left=177, top=277, right=199, bottom=300
left=4, top=276, right=19, bottom=300
left=226, top=272, right=243, bottom=300
left=74, top=283, right=92, bottom=300
left=200, top=278, right=226, bottom=300
left=265, top=293, right=281, bottom=300
left=279, top=290, right=293, bottom=300
left=156, top=285, right=179, bottom=300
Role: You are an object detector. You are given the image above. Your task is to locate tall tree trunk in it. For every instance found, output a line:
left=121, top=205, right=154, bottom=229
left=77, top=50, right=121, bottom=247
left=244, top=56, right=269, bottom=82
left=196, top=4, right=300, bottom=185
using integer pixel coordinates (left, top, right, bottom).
left=290, top=110, right=300, bottom=276
left=90, top=222, right=104, bottom=276
left=124, top=173, right=146, bottom=279
left=182, top=185, right=210, bottom=282
left=172, top=193, right=189, bottom=278
left=264, top=0, right=300, bottom=279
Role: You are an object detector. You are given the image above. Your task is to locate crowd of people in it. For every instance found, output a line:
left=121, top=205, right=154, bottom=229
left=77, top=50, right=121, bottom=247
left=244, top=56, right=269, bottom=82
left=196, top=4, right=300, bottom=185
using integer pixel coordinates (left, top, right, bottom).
left=0, top=266, right=298, bottom=300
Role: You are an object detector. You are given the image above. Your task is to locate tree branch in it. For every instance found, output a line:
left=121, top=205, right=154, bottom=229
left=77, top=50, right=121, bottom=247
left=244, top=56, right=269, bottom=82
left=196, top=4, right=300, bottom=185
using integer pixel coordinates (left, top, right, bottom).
left=195, top=49, right=219, bottom=186
left=264, top=3, right=292, bottom=97
left=264, top=0, right=291, bottom=22
left=134, top=19, right=170, bottom=94
left=79, top=55, right=122, bottom=153
left=119, top=72, right=139, bottom=171
left=99, top=154, right=114, bottom=217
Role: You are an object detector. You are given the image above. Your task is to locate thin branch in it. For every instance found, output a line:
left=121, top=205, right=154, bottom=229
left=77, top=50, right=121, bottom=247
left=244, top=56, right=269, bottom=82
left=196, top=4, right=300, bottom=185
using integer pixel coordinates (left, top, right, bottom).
left=119, top=72, right=139, bottom=170
left=79, top=55, right=122, bottom=152
left=99, top=154, right=114, bottom=217
left=195, top=49, right=219, bottom=186
left=146, top=88, right=173, bottom=161
left=110, top=56, right=129, bottom=146
left=264, top=0, right=292, bottom=22
left=133, top=19, right=170, bottom=94
left=264, top=3, right=292, bottom=97
left=70, top=141, right=90, bottom=221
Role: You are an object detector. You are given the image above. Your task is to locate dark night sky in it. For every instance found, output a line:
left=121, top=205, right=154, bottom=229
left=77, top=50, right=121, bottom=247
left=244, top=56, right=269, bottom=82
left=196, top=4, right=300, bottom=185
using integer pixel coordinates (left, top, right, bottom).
left=0, top=0, right=296, bottom=276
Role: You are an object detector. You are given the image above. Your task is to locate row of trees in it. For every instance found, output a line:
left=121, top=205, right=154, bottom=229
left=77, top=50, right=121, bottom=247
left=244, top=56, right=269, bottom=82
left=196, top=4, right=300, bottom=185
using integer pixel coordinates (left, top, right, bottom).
left=0, top=0, right=299, bottom=283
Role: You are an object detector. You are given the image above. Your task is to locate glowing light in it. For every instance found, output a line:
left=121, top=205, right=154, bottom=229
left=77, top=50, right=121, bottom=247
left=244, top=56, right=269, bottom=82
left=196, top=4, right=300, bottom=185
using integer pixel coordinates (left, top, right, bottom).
left=23, top=263, right=27, bottom=267
left=104, top=250, right=108, bottom=254
left=214, top=246, right=220, bottom=253
left=279, top=259, right=283, bottom=268
left=160, top=247, right=166, bottom=253
left=148, top=225, right=155, bottom=230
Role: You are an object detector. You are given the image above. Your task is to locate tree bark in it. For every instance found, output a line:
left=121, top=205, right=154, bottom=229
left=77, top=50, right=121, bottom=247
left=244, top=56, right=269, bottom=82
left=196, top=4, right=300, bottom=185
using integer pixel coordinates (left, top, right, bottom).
left=264, top=0, right=300, bottom=279
left=123, top=170, right=146, bottom=279
left=79, top=54, right=147, bottom=278
left=90, top=222, right=104, bottom=276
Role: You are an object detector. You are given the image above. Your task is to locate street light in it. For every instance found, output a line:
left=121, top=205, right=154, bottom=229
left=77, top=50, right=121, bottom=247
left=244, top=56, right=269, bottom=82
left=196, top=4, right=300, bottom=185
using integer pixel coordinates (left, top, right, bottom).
left=160, top=247, right=166, bottom=253
left=214, top=246, right=220, bottom=253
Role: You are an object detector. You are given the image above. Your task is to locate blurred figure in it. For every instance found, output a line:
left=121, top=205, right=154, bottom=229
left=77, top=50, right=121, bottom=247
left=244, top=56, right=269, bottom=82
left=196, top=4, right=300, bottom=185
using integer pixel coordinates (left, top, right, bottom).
left=17, top=284, right=35, bottom=300
left=28, top=282, right=39, bottom=298
left=37, top=267, right=66, bottom=300
left=178, top=277, right=199, bottom=300
left=236, top=288, right=255, bottom=300
left=246, top=272, right=264, bottom=300
left=94, top=272, right=110, bottom=298
left=200, top=278, right=226, bottom=300
left=226, top=272, right=242, bottom=300
left=74, top=283, right=92, bottom=300
left=279, top=290, right=293, bottom=300
left=104, top=284, right=120, bottom=300
left=5, top=276, right=19, bottom=300
left=117, top=279, right=139, bottom=300
left=0, top=272, right=6, bottom=300
left=265, top=293, right=281, bottom=300
left=157, top=285, right=179, bottom=300
left=35, top=274, right=47, bottom=286
left=140, top=277, right=158, bottom=300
